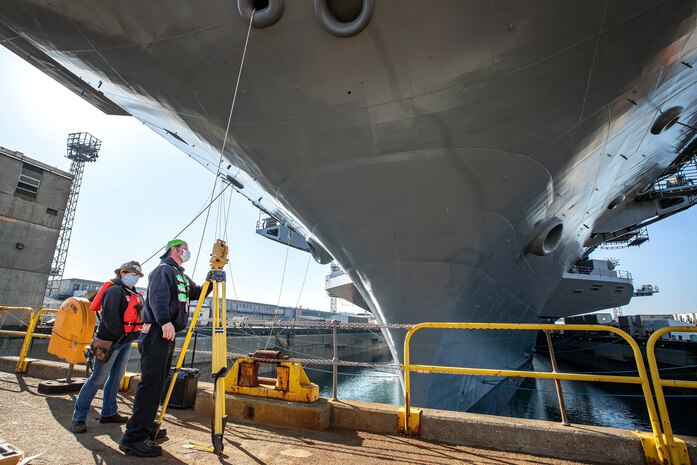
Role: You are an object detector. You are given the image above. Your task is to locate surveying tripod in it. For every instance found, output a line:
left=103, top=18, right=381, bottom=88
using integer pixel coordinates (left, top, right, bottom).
left=155, top=239, right=229, bottom=454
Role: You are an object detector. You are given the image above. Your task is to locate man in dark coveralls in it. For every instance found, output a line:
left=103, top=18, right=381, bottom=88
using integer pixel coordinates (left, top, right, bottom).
left=119, top=239, right=210, bottom=457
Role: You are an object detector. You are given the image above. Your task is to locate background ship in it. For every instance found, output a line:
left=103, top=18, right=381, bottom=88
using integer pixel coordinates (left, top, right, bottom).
left=2, top=0, right=697, bottom=412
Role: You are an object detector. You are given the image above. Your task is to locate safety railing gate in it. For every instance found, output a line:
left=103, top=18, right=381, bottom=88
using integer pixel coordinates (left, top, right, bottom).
left=0, top=306, right=59, bottom=373
left=646, top=327, right=697, bottom=465
left=400, top=322, right=692, bottom=465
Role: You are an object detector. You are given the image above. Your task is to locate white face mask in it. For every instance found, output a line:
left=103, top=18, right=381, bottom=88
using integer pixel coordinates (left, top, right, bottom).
left=122, top=275, right=140, bottom=287
left=180, top=249, right=191, bottom=263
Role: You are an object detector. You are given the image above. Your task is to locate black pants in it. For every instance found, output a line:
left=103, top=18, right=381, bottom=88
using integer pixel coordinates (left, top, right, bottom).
left=121, top=325, right=174, bottom=444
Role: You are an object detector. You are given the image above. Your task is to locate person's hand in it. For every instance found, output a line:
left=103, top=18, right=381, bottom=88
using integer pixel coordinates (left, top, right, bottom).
left=161, top=322, right=176, bottom=341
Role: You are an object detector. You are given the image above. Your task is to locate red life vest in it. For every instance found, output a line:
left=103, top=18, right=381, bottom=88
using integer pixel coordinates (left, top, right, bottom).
left=90, top=281, right=144, bottom=334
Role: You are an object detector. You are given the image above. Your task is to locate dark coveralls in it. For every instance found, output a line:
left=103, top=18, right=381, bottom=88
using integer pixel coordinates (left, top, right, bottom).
left=122, top=257, right=209, bottom=444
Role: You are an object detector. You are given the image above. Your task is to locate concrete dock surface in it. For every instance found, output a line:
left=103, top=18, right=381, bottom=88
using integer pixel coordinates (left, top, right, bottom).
left=0, top=370, right=604, bottom=465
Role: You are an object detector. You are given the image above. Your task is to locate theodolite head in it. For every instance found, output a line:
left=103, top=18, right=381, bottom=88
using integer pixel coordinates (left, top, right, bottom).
left=210, top=239, right=229, bottom=270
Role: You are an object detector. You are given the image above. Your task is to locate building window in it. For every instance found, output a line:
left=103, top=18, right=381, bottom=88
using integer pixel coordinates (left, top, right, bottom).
left=73, top=284, right=79, bottom=291
left=81, top=284, right=88, bottom=290
left=15, top=163, right=43, bottom=200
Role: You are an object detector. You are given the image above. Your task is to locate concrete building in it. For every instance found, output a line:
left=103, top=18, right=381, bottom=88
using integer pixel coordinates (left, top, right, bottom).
left=47, top=277, right=146, bottom=301
left=0, top=147, right=72, bottom=309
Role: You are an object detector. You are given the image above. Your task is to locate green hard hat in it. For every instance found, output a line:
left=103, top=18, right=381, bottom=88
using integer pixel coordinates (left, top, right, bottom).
left=160, top=238, right=187, bottom=259
left=166, top=238, right=187, bottom=249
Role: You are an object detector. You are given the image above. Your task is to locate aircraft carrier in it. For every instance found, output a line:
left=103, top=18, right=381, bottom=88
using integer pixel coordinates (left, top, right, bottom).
left=2, top=0, right=697, bottom=413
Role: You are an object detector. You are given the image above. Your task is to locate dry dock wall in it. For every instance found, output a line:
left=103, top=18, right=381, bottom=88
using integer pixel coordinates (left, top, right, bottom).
left=0, top=329, right=390, bottom=379
left=2, top=356, right=695, bottom=464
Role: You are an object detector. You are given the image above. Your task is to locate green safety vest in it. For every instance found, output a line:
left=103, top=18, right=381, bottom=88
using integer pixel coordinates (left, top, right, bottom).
left=162, top=264, right=190, bottom=303
left=176, top=271, right=190, bottom=303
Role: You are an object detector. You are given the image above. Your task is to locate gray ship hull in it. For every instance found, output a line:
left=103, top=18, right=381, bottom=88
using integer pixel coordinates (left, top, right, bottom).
left=2, top=0, right=697, bottom=411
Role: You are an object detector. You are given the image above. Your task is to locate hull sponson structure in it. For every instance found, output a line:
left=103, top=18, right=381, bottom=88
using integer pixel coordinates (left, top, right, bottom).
left=3, top=1, right=697, bottom=412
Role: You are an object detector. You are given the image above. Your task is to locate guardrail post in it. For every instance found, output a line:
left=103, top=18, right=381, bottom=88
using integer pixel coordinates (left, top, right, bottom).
left=16, top=308, right=37, bottom=373
left=544, top=329, right=570, bottom=426
left=16, top=308, right=59, bottom=373
left=332, top=319, right=338, bottom=401
left=646, top=327, right=694, bottom=465
left=403, top=326, right=411, bottom=434
left=399, top=324, right=421, bottom=435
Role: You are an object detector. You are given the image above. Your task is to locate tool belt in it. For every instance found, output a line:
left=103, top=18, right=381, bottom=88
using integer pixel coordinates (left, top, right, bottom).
left=87, top=337, right=114, bottom=363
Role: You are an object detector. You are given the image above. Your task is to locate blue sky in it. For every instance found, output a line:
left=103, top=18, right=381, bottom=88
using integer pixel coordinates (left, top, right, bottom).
left=0, top=46, right=342, bottom=313
left=1, top=46, right=695, bottom=317
left=589, top=213, right=697, bottom=316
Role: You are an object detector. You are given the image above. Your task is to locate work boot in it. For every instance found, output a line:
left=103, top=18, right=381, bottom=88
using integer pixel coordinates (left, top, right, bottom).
left=70, top=421, right=86, bottom=434
left=149, top=427, right=167, bottom=441
left=118, top=440, right=162, bottom=458
left=99, top=413, right=129, bottom=424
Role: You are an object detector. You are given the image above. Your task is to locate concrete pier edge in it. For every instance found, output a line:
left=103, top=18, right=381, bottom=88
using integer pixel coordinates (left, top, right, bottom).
left=2, top=356, right=695, bottom=465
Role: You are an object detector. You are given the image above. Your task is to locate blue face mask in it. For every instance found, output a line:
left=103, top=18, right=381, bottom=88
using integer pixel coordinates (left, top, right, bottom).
left=180, top=249, right=191, bottom=263
left=122, top=275, right=140, bottom=287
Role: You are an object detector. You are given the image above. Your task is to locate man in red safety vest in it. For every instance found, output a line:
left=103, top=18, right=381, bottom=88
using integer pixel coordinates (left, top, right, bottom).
left=70, top=260, right=145, bottom=434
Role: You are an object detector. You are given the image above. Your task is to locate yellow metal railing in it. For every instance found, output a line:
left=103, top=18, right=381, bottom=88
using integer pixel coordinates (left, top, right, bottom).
left=1, top=306, right=140, bottom=386
left=0, top=306, right=34, bottom=320
left=400, top=322, right=675, bottom=464
left=646, top=326, right=696, bottom=465
left=0, top=307, right=59, bottom=373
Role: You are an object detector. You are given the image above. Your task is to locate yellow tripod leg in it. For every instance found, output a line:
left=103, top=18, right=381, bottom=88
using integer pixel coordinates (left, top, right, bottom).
left=155, top=279, right=211, bottom=438
left=210, top=276, right=228, bottom=454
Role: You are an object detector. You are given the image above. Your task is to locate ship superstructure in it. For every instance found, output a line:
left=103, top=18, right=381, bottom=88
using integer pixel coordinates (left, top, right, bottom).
left=2, top=0, right=697, bottom=412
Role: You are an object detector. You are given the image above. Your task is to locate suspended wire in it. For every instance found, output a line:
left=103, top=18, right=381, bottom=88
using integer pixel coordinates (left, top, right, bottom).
left=304, top=366, right=401, bottom=377
left=217, top=185, right=225, bottom=240
left=214, top=186, right=222, bottom=240
left=481, top=379, right=697, bottom=399
left=292, top=254, right=312, bottom=311
left=222, top=186, right=239, bottom=300
left=141, top=182, right=233, bottom=266
left=676, top=120, right=697, bottom=132
left=192, top=190, right=214, bottom=278
left=218, top=185, right=226, bottom=239
left=275, top=242, right=292, bottom=309
left=223, top=179, right=235, bottom=240
left=263, top=241, right=292, bottom=349
left=192, top=8, right=255, bottom=278
left=550, top=337, right=625, bottom=353
left=557, top=363, right=697, bottom=376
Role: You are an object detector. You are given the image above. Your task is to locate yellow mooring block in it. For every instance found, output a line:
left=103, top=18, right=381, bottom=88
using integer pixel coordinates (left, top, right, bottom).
left=119, top=372, right=137, bottom=392
left=225, top=357, right=319, bottom=403
left=397, top=407, right=422, bottom=435
left=634, top=431, right=690, bottom=465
